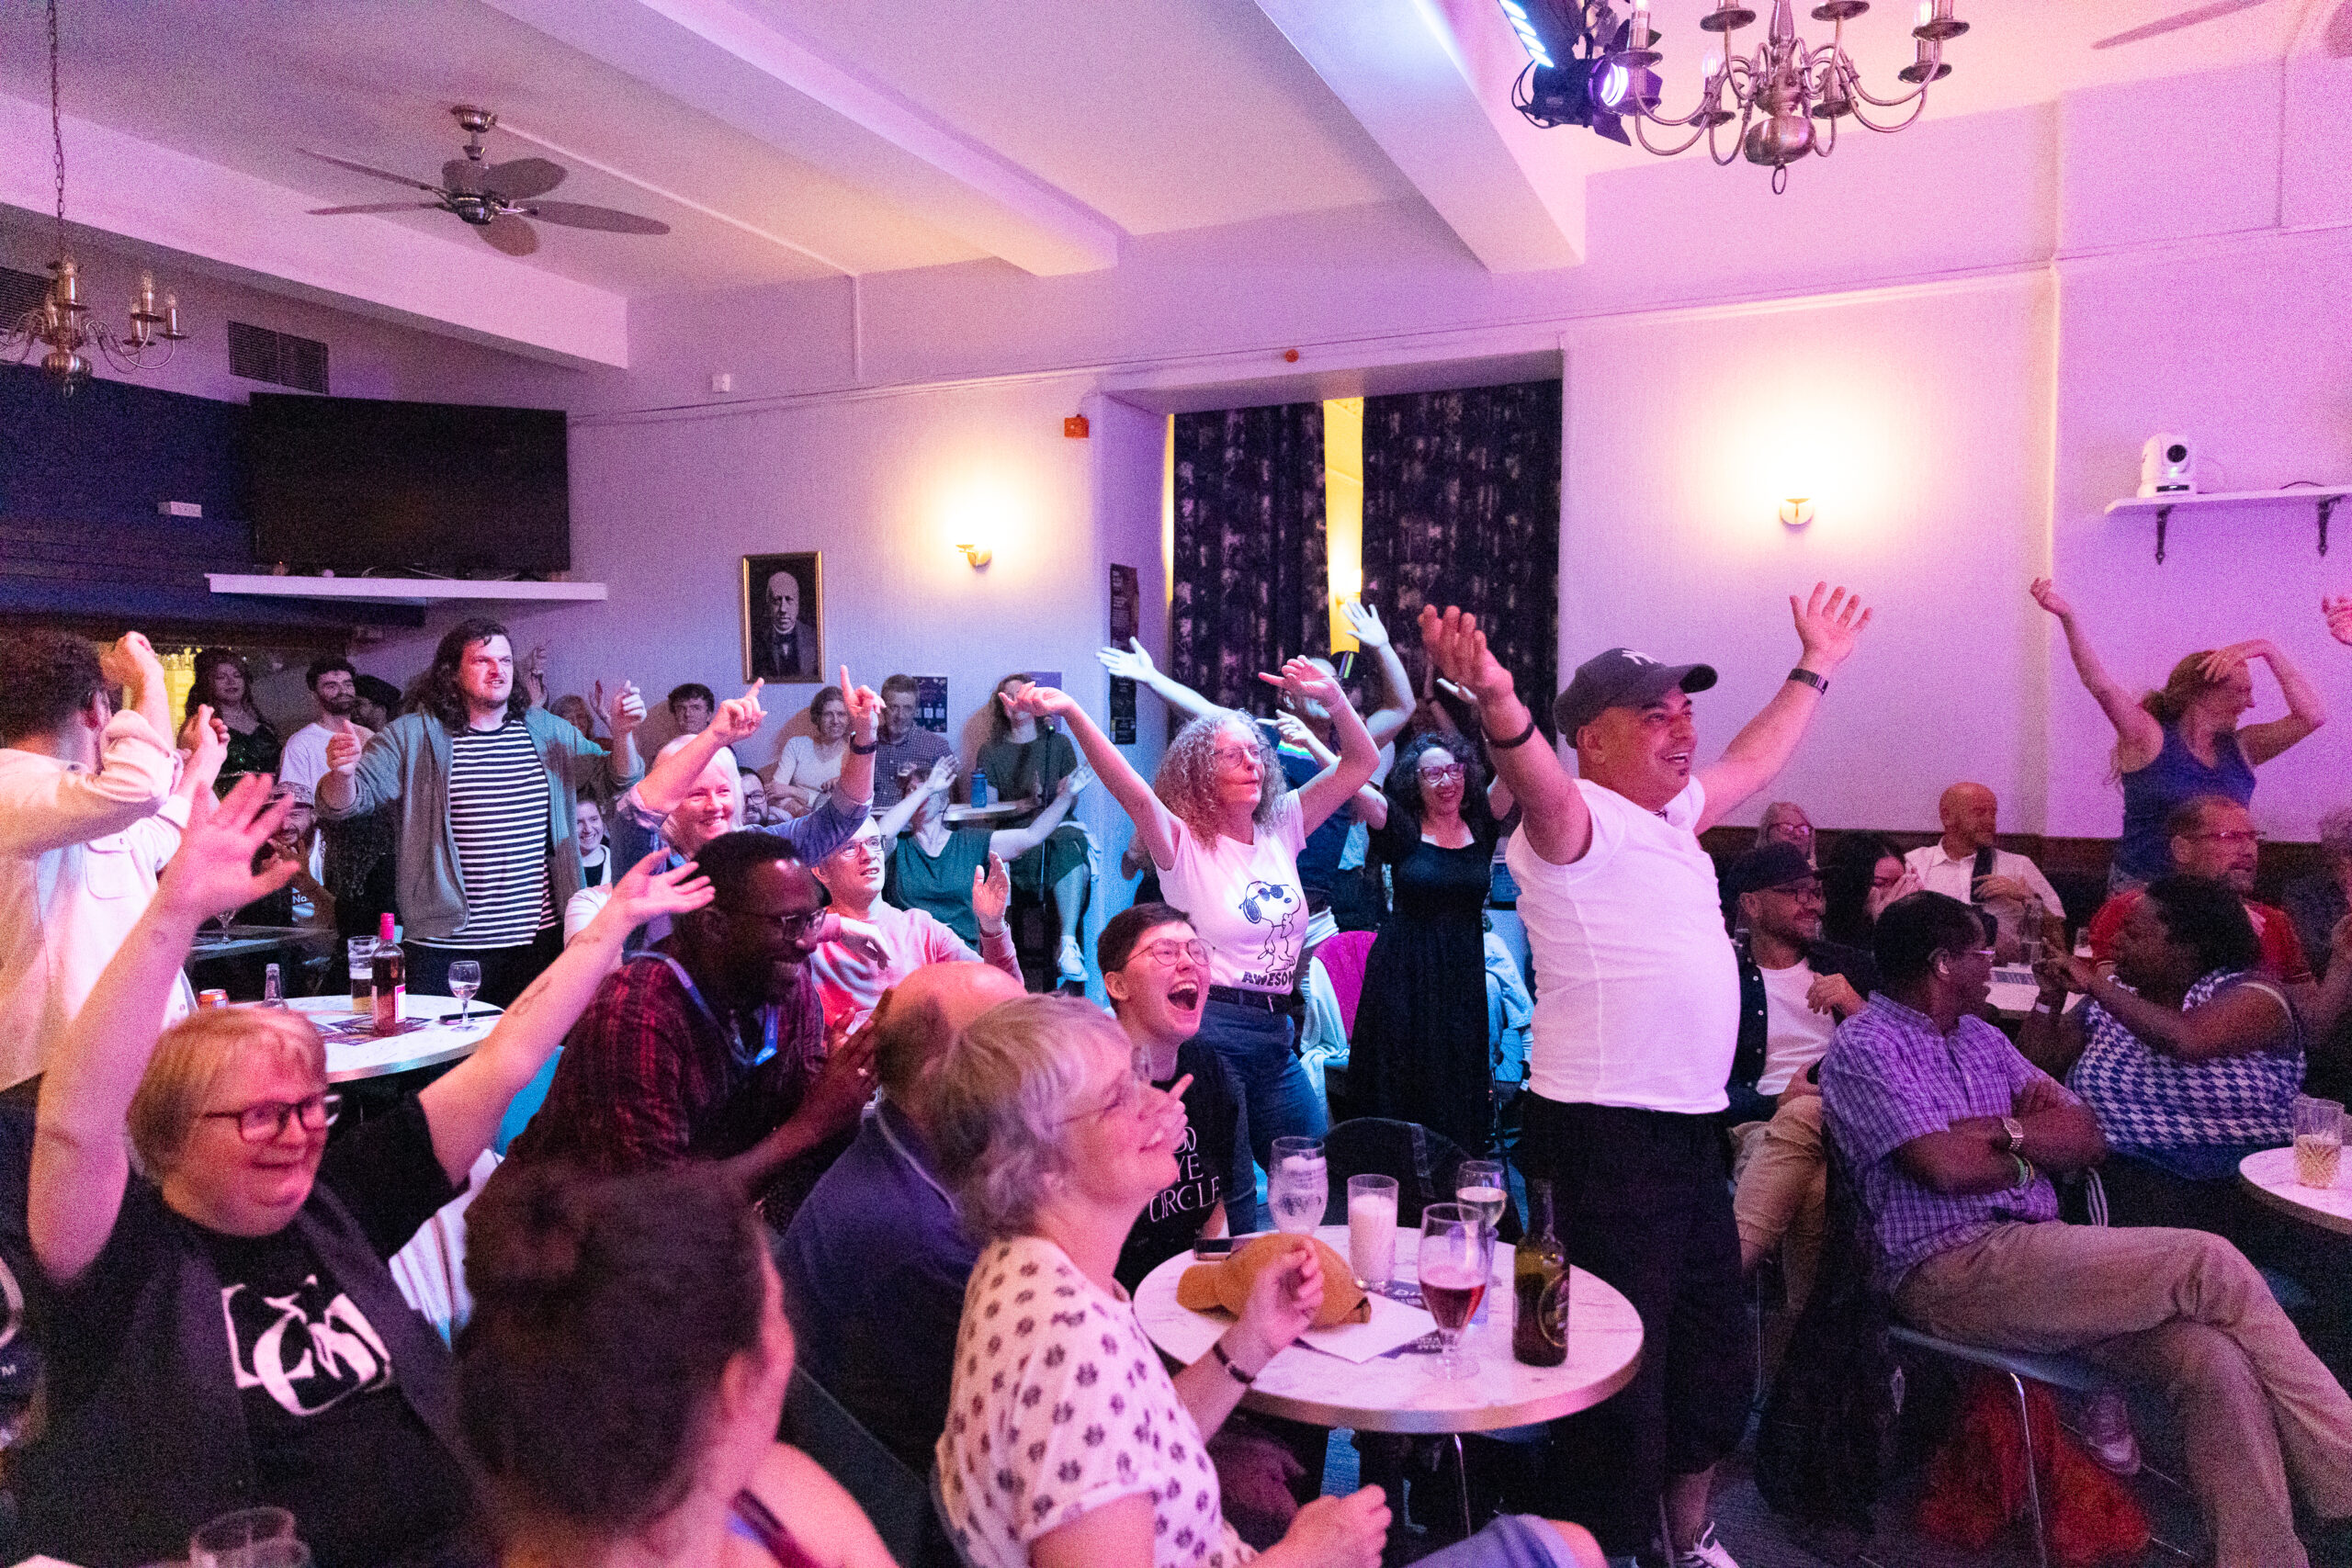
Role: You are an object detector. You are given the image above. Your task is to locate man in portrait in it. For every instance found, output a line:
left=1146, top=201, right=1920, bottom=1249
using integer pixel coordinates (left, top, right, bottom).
left=753, top=561, right=817, bottom=681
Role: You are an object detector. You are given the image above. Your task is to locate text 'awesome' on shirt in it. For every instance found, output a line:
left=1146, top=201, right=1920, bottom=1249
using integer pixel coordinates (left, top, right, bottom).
left=436, top=718, right=554, bottom=947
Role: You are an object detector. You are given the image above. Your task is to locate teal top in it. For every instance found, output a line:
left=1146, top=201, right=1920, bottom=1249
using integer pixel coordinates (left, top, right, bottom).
left=885, top=826, right=993, bottom=944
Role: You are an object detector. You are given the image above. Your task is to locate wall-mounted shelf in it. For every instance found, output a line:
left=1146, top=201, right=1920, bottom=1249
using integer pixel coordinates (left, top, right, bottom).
left=2105, top=485, right=2352, bottom=565
left=207, top=574, right=607, bottom=605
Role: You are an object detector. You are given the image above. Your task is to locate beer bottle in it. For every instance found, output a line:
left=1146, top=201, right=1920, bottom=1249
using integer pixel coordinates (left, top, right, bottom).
left=1512, top=1177, right=1567, bottom=1367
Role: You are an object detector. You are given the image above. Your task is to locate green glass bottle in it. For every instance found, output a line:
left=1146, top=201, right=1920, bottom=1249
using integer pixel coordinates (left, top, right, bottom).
left=1512, top=1178, right=1567, bottom=1367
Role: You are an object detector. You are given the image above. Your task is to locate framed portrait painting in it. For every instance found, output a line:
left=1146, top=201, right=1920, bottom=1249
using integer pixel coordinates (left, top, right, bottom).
left=741, top=552, right=823, bottom=683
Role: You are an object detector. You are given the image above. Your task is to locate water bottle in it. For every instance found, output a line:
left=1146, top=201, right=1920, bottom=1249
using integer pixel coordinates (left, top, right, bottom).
left=969, top=768, right=989, bottom=808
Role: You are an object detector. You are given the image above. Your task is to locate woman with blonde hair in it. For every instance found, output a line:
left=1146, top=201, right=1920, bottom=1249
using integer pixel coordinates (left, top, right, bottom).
left=928, top=992, right=1606, bottom=1568
left=15, top=773, right=711, bottom=1566
left=1004, top=658, right=1379, bottom=1174
left=2031, top=578, right=2324, bottom=889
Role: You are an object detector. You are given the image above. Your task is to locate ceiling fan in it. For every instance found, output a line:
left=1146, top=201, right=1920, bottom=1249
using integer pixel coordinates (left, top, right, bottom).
left=301, top=106, right=669, bottom=256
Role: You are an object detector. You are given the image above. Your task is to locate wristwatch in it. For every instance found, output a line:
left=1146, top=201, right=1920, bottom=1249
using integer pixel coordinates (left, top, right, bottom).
left=2000, top=1116, right=2026, bottom=1156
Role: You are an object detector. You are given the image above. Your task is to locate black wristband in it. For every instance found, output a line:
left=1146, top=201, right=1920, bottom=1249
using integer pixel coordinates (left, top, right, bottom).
left=1787, top=667, right=1828, bottom=694
left=1209, top=1337, right=1256, bottom=1385
left=848, top=738, right=879, bottom=755
left=1488, top=713, right=1542, bottom=751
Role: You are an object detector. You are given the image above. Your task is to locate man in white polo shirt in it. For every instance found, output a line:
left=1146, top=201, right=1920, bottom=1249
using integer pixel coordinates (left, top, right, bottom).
left=1420, top=584, right=1872, bottom=1568
left=1903, top=781, right=2063, bottom=957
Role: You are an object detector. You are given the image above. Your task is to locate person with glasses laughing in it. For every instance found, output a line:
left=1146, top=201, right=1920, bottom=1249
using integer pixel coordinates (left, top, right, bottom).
left=2086, top=795, right=2317, bottom=1014
left=507, top=830, right=885, bottom=1233
left=17, top=774, right=712, bottom=1567
left=808, top=818, right=1022, bottom=1031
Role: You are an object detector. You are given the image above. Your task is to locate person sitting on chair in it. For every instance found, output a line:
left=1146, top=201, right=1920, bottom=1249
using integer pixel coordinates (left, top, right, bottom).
left=806, top=818, right=1021, bottom=1031
left=1821, top=890, right=2352, bottom=1568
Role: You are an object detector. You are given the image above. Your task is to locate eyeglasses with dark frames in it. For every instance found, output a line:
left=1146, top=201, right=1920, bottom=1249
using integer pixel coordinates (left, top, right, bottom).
left=203, top=1093, right=342, bottom=1144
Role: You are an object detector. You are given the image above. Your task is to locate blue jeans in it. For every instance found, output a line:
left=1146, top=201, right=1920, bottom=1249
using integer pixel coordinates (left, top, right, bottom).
left=1417, top=1515, right=1589, bottom=1568
left=1195, top=998, right=1327, bottom=1199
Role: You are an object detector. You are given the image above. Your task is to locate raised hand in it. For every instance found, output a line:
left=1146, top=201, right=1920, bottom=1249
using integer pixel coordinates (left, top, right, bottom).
left=154, top=774, right=299, bottom=924
left=97, top=631, right=162, bottom=692
left=602, top=850, right=714, bottom=930
left=182, top=704, right=230, bottom=787
left=605, top=679, right=646, bottom=735
left=1259, top=655, right=1345, bottom=716
left=972, top=852, right=1012, bottom=933
left=1339, top=597, right=1390, bottom=649
left=1416, top=605, right=1515, bottom=705
left=923, top=753, right=959, bottom=795
left=2028, top=577, right=2073, bottom=619
left=2034, top=949, right=2099, bottom=996
left=1004, top=683, right=1080, bottom=721
left=2326, top=596, right=2352, bottom=649
left=710, top=679, right=767, bottom=745
left=1056, top=762, right=1096, bottom=800
left=1970, top=874, right=2036, bottom=906
left=1096, top=637, right=1157, bottom=682
left=1273, top=712, right=1317, bottom=751
left=839, top=667, right=883, bottom=742
left=2199, top=639, right=2271, bottom=682
left=1790, top=581, right=1872, bottom=673
left=324, top=728, right=365, bottom=776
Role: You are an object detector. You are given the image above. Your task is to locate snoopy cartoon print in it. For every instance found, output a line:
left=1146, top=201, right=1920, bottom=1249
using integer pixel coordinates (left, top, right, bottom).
left=1237, top=879, right=1302, bottom=981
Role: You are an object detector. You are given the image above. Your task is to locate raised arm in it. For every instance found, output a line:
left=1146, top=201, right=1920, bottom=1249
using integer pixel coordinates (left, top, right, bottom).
left=316, top=717, right=400, bottom=818
left=1420, top=605, right=1589, bottom=866
left=834, top=668, right=882, bottom=809
left=1006, top=685, right=1184, bottom=870
left=2030, top=579, right=2165, bottom=767
left=172, top=706, right=230, bottom=809
left=30, top=777, right=299, bottom=1284
left=1263, top=659, right=1378, bottom=839
left=1339, top=600, right=1414, bottom=747
left=877, top=754, right=956, bottom=840
left=99, top=632, right=172, bottom=748
left=1695, top=583, right=1872, bottom=832
left=1096, top=638, right=1228, bottom=725
left=601, top=678, right=647, bottom=785
left=632, top=682, right=763, bottom=819
left=2039, top=949, right=2293, bottom=1063
left=2213, top=639, right=2327, bottom=766
left=1277, top=713, right=1386, bottom=829
left=989, top=765, right=1091, bottom=860
left=417, top=851, right=712, bottom=1187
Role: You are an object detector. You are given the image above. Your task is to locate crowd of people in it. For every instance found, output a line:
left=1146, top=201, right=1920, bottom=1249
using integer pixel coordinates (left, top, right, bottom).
left=1, top=579, right=2350, bottom=1567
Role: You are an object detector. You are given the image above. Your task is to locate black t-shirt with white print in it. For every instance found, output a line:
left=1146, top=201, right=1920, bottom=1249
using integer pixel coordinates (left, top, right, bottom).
left=1115, top=1040, right=1244, bottom=1293
left=43, top=1096, right=472, bottom=1567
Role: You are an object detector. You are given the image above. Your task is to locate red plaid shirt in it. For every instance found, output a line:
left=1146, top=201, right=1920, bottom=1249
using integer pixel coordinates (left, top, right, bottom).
left=509, top=952, right=826, bottom=1184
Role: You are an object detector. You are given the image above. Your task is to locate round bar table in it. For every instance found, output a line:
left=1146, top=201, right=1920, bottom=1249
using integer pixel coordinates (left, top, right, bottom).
left=288, top=994, right=504, bottom=1084
left=2239, top=1145, right=2352, bottom=1236
left=1133, top=1224, right=1643, bottom=1435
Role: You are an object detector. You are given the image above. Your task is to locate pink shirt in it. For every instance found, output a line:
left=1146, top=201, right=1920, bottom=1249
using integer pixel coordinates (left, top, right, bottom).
left=808, top=900, right=1021, bottom=1029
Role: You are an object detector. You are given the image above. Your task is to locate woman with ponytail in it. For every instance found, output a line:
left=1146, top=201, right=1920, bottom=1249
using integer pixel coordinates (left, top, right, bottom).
left=2032, top=578, right=2326, bottom=890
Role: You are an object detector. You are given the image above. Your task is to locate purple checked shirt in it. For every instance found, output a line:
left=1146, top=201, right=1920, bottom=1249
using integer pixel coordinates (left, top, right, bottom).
left=1820, top=993, right=2070, bottom=1292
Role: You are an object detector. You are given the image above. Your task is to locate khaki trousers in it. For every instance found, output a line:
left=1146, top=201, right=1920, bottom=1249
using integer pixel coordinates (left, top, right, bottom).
left=1731, top=1093, right=1827, bottom=1310
left=1897, top=1221, right=2352, bottom=1568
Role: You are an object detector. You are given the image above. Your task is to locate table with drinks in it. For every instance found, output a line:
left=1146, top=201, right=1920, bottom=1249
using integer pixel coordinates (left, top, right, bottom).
left=1135, top=1139, right=1645, bottom=1436
left=2239, top=1094, right=2352, bottom=1236
left=304, top=927, right=499, bottom=1084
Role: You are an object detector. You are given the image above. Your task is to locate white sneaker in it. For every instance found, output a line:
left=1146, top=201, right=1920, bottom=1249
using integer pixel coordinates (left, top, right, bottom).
left=1056, top=938, right=1087, bottom=985
left=2081, top=1388, right=2142, bottom=1475
left=1670, top=1523, right=1740, bottom=1568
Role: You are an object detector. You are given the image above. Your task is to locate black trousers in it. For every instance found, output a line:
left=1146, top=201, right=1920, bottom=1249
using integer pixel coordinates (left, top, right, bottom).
left=1517, top=1095, right=1750, bottom=1554
left=404, top=927, right=562, bottom=1010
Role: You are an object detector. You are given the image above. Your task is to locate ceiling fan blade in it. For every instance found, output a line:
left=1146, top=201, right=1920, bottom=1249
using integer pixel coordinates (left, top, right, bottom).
left=307, top=201, right=443, bottom=215
left=478, top=213, right=540, bottom=256
left=301, top=149, right=444, bottom=194
left=2092, top=0, right=2268, bottom=49
left=521, top=200, right=670, bottom=235
left=481, top=157, right=567, bottom=200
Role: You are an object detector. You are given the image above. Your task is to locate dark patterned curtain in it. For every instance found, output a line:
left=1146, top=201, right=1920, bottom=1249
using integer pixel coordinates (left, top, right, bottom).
left=1361, top=379, right=1562, bottom=732
left=1170, top=402, right=1328, bottom=716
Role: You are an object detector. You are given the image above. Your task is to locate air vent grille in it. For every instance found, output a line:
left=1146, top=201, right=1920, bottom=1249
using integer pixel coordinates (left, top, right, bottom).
left=228, top=320, right=330, bottom=394
left=0, top=267, right=50, bottom=323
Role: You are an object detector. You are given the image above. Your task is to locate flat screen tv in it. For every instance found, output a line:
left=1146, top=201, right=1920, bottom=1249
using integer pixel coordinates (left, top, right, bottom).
left=246, top=392, right=570, bottom=574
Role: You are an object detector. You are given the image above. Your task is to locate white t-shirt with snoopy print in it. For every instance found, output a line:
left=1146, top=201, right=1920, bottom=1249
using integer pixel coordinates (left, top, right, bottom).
left=1157, top=792, right=1308, bottom=994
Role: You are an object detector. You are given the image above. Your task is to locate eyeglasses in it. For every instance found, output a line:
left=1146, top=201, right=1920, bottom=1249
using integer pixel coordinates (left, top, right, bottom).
left=2181, top=829, right=2261, bottom=847
left=729, top=908, right=826, bottom=939
left=1417, top=763, right=1467, bottom=784
left=1135, top=938, right=1210, bottom=968
left=1210, top=746, right=1261, bottom=771
left=1770, top=823, right=1815, bottom=839
left=1763, top=879, right=1825, bottom=900
left=204, top=1093, right=342, bottom=1144
left=1060, top=1065, right=1155, bottom=1125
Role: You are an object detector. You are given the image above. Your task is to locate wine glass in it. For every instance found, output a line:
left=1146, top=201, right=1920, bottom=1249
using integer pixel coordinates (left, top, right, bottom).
left=1455, top=1159, right=1508, bottom=1235
left=1417, top=1202, right=1492, bottom=1380
left=1268, top=1135, right=1329, bottom=1235
left=190, top=1506, right=299, bottom=1568
left=447, top=960, right=482, bottom=1024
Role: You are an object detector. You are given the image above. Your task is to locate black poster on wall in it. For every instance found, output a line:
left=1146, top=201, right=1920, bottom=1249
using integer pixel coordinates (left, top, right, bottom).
left=1108, top=563, right=1139, bottom=744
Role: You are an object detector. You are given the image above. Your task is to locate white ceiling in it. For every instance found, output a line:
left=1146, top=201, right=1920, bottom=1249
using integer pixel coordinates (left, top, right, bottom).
left=0, top=0, right=2329, bottom=358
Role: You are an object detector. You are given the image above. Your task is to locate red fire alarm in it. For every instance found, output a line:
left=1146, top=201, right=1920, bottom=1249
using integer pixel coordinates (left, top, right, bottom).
left=1064, top=414, right=1090, bottom=438
left=1283, top=348, right=1301, bottom=363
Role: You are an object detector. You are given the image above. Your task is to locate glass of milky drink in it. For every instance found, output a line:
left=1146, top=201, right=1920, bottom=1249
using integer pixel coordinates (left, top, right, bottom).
left=2294, top=1095, right=2344, bottom=1189
left=1347, top=1174, right=1398, bottom=1289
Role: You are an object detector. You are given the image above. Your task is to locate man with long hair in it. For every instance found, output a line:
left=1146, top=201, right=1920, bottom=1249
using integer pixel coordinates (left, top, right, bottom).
left=318, top=618, right=646, bottom=1005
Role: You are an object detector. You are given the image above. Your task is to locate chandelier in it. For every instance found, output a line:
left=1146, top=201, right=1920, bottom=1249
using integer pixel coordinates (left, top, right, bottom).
left=1506, top=0, right=1966, bottom=192
left=2, top=0, right=189, bottom=392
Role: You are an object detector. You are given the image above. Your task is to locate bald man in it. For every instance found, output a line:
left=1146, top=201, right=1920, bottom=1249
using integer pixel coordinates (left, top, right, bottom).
left=1904, top=783, right=2064, bottom=955
left=776, top=962, right=1027, bottom=1468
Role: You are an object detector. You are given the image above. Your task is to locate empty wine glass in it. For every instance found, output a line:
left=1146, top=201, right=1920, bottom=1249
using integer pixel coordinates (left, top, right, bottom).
left=190, top=1506, right=299, bottom=1568
left=447, top=959, right=482, bottom=1024
left=1417, top=1202, right=1492, bottom=1380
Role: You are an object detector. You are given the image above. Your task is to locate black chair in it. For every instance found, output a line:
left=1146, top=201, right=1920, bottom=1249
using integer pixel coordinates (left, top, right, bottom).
left=1315, top=1116, right=1521, bottom=1243
left=782, top=1366, right=958, bottom=1568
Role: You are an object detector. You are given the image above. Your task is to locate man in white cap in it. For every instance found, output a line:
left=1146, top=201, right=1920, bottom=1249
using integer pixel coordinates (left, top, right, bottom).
left=1420, top=584, right=1872, bottom=1568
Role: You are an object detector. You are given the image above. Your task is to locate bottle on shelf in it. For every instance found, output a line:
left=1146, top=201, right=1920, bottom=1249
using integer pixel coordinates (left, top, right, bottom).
left=1512, top=1177, right=1568, bottom=1367
left=370, top=912, right=405, bottom=1033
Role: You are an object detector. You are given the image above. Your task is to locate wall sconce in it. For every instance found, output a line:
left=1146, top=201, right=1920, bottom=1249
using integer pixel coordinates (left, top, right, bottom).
left=955, top=541, right=993, bottom=569
left=1778, top=497, right=1815, bottom=527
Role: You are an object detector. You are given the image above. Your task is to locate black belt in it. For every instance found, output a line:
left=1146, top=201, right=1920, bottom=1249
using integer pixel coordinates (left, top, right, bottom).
left=1207, top=985, right=1298, bottom=1013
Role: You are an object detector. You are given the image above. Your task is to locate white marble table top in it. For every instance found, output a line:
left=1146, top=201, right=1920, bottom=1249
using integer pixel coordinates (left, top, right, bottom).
left=1134, top=1225, right=1644, bottom=1434
left=2240, top=1145, right=2352, bottom=1236
left=287, top=994, right=503, bottom=1083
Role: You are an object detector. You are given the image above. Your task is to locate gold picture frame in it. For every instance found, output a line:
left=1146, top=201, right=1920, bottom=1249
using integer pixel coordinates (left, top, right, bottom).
left=741, top=551, right=823, bottom=683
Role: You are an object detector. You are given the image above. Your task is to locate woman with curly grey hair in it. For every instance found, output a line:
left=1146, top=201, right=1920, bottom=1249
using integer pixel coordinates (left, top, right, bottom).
left=928, top=993, right=1606, bottom=1568
left=1003, top=660, right=1379, bottom=1176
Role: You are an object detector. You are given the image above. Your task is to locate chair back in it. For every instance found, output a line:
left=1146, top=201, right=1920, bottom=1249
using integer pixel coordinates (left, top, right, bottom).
left=1317, top=931, right=1377, bottom=1037
left=1317, top=1117, right=1520, bottom=1240
left=786, top=1365, right=959, bottom=1568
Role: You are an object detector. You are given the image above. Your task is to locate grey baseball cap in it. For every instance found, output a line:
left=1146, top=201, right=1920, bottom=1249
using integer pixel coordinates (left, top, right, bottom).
left=1554, top=648, right=1718, bottom=738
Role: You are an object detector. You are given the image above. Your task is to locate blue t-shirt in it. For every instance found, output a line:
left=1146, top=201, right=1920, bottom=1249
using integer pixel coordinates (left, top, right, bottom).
left=2115, top=723, right=2255, bottom=884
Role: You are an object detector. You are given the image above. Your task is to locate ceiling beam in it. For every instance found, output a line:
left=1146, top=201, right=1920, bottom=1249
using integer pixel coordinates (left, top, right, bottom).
left=480, top=0, right=1123, bottom=276
left=1251, top=0, right=1588, bottom=273
left=0, top=95, right=629, bottom=368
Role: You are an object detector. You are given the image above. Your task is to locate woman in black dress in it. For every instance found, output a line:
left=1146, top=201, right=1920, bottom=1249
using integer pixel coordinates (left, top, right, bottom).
left=186, top=649, right=280, bottom=793
left=1350, top=732, right=1502, bottom=1152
